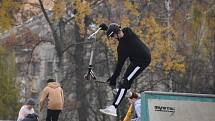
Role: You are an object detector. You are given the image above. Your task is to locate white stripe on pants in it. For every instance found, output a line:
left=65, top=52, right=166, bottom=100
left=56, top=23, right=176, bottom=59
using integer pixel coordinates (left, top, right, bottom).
left=114, top=89, right=125, bottom=105
left=127, top=66, right=140, bottom=81
left=114, top=66, right=141, bottom=106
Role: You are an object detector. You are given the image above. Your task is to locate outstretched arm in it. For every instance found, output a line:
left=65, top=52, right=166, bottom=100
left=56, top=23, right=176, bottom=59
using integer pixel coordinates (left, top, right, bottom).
left=39, top=87, right=48, bottom=111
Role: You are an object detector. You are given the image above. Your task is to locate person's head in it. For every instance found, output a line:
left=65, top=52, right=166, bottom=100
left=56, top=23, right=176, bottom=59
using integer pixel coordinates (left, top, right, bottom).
left=106, top=23, right=124, bottom=41
left=128, top=92, right=140, bottom=104
left=25, top=98, right=35, bottom=110
left=47, top=78, right=56, bottom=83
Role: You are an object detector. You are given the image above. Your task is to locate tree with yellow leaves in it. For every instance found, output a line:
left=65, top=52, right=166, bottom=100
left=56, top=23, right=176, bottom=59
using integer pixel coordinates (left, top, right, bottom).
left=182, top=0, right=215, bottom=92
left=0, top=46, right=20, bottom=119
left=0, top=0, right=21, bottom=32
left=93, top=0, right=185, bottom=75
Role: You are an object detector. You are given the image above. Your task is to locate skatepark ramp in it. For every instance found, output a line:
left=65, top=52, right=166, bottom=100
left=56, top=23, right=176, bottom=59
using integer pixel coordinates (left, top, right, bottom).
left=141, top=91, right=215, bottom=121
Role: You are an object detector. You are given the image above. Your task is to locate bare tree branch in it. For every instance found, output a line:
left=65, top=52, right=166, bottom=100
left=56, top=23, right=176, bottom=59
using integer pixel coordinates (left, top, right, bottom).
left=26, top=40, right=53, bottom=76
left=62, top=40, right=95, bottom=53
left=38, top=0, right=63, bottom=58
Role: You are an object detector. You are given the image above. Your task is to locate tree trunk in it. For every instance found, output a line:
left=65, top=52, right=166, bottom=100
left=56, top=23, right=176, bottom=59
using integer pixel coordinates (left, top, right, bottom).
left=165, top=0, right=173, bottom=91
left=38, top=0, right=63, bottom=59
left=38, top=0, right=64, bottom=82
left=213, top=33, right=215, bottom=93
left=73, top=23, right=89, bottom=121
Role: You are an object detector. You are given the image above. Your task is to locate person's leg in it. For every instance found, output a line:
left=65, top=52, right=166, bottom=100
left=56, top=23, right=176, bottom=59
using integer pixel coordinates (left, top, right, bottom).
left=100, top=62, right=150, bottom=116
left=113, top=63, right=145, bottom=108
left=46, top=109, right=52, bottom=121
left=51, top=110, right=61, bottom=121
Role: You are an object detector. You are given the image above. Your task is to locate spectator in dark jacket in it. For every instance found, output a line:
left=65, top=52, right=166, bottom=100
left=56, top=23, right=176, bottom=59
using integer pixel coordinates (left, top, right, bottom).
left=22, top=113, right=38, bottom=121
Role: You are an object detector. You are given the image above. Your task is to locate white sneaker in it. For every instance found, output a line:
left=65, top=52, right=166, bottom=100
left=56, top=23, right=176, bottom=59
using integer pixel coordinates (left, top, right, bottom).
left=99, top=105, right=117, bottom=116
left=112, top=89, right=133, bottom=98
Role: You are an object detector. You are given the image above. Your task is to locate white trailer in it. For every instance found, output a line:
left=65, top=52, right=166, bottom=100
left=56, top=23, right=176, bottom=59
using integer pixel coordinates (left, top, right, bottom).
left=141, top=91, right=215, bottom=121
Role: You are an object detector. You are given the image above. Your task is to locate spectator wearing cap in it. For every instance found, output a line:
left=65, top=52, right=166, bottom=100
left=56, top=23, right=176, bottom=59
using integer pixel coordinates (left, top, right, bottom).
left=39, top=79, right=64, bottom=121
left=17, top=98, right=36, bottom=121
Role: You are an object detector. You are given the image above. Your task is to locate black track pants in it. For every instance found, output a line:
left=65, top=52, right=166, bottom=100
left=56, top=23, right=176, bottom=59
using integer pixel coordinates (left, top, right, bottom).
left=112, top=62, right=148, bottom=108
left=46, top=109, right=61, bottom=121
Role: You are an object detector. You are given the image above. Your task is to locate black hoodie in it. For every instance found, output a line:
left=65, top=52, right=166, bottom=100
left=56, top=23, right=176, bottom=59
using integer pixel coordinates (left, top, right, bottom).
left=112, top=27, right=151, bottom=79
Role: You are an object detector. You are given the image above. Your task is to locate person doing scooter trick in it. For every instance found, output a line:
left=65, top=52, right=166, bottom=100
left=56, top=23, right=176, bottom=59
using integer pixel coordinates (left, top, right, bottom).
left=99, top=23, right=151, bottom=116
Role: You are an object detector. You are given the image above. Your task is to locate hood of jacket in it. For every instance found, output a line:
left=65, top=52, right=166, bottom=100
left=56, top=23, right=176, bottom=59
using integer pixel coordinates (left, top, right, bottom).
left=47, top=82, right=60, bottom=89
